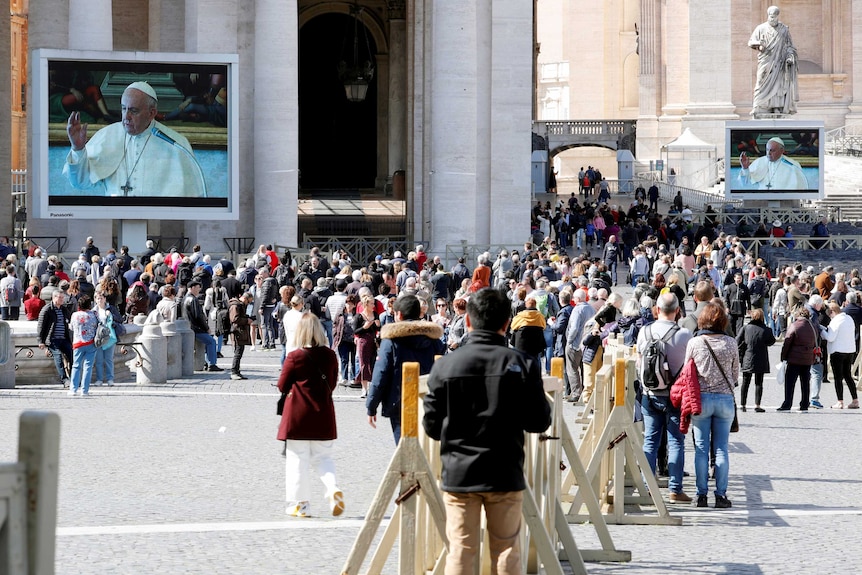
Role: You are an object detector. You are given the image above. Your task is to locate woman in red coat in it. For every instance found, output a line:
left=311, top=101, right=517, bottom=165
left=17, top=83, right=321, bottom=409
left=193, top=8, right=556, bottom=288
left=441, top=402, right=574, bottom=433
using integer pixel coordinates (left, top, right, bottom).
left=277, top=312, right=342, bottom=518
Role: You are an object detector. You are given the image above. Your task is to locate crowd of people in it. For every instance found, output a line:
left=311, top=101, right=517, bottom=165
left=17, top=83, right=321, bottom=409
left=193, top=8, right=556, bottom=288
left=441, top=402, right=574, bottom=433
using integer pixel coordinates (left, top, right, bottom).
left=8, top=190, right=858, bottom=566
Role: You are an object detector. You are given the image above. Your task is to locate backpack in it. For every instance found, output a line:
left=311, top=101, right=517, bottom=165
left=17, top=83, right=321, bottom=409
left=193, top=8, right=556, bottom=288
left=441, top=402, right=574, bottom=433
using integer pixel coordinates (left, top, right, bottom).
left=274, top=264, right=294, bottom=288
left=749, top=277, right=766, bottom=305
left=216, top=307, right=231, bottom=336
left=639, top=324, right=680, bottom=391
left=4, top=281, right=19, bottom=304
left=534, top=292, right=550, bottom=318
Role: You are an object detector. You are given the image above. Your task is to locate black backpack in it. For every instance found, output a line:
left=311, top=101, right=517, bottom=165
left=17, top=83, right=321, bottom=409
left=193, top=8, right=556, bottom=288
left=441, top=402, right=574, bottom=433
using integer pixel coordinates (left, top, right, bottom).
left=639, top=324, right=680, bottom=391
left=216, top=307, right=231, bottom=336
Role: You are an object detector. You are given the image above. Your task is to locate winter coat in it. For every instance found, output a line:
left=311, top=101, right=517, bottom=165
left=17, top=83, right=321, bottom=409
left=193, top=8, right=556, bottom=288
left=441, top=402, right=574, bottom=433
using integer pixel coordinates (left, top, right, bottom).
left=781, top=318, right=817, bottom=366
left=509, top=309, right=547, bottom=357
left=670, top=358, right=702, bottom=434
left=228, top=298, right=252, bottom=346
left=366, top=320, right=445, bottom=420
left=737, top=319, right=775, bottom=374
left=422, top=330, right=552, bottom=492
left=277, top=346, right=339, bottom=441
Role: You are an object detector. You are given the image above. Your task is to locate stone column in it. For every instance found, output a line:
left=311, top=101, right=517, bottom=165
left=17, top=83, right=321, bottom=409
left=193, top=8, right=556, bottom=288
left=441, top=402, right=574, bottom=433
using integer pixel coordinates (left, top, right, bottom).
left=848, top=0, right=862, bottom=118
left=487, top=0, right=532, bottom=247
left=636, top=0, right=662, bottom=158
left=419, top=0, right=531, bottom=255
left=186, top=0, right=240, bottom=251
left=682, top=0, right=738, bottom=147
left=66, top=0, right=114, bottom=253
left=426, top=1, right=479, bottom=252
left=388, top=3, right=407, bottom=179
left=149, top=0, right=185, bottom=52
left=254, top=0, right=298, bottom=247
left=0, top=7, right=10, bottom=236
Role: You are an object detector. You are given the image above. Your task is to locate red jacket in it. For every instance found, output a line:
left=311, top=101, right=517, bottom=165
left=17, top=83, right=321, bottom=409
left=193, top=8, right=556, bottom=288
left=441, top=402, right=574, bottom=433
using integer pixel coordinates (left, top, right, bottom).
left=670, top=358, right=702, bottom=434
left=277, top=346, right=339, bottom=441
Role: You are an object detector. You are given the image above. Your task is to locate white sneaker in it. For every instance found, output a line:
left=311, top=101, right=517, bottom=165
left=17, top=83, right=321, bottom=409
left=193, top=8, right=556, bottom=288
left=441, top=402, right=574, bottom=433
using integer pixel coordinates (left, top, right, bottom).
left=94, top=380, right=103, bottom=387
left=81, top=390, right=89, bottom=396
left=106, top=380, right=115, bottom=387
left=62, top=378, right=71, bottom=388
left=286, top=501, right=310, bottom=518
left=250, top=345, right=256, bottom=351
left=329, top=490, right=345, bottom=517
left=67, top=389, right=76, bottom=396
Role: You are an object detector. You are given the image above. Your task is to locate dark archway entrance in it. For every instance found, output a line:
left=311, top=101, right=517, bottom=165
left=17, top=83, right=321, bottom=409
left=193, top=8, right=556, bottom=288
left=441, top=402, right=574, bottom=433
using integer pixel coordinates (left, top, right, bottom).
left=299, top=13, right=378, bottom=192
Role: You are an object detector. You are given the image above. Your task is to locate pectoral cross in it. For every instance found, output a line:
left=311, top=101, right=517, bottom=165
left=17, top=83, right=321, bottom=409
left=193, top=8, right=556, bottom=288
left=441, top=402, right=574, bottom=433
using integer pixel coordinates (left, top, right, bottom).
left=121, top=182, right=133, bottom=196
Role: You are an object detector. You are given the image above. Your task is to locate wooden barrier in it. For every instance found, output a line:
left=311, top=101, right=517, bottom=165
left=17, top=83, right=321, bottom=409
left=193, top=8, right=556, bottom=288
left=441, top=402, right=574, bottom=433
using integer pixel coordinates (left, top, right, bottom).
left=564, top=352, right=682, bottom=526
left=342, top=357, right=626, bottom=574
left=0, top=411, right=60, bottom=575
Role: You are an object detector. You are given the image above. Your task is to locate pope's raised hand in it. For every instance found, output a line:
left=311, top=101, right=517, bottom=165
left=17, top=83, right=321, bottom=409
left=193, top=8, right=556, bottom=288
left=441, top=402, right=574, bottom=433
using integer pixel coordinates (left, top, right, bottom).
left=67, top=112, right=88, bottom=151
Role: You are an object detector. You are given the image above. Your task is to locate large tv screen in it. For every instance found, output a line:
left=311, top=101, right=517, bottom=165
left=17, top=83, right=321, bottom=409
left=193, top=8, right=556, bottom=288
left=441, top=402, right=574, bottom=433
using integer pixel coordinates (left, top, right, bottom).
left=33, top=49, right=239, bottom=220
left=725, top=120, right=824, bottom=202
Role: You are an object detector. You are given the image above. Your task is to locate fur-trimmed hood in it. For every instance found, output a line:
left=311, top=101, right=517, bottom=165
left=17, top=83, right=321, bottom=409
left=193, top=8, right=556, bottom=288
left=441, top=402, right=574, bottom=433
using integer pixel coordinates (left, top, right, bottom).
left=380, top=320, right=444, bottom=341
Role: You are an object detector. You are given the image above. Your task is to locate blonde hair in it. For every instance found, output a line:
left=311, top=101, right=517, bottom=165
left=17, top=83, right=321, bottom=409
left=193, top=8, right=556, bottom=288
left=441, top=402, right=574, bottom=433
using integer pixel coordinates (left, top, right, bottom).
left=293, top=312, right=327, bottom=347
left=290, top=295, right=304, bottom=309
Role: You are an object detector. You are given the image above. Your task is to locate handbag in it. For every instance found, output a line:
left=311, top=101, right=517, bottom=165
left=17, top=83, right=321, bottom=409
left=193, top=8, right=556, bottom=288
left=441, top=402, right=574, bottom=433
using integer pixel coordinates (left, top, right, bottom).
left=704, top=338, right=739, bottom=433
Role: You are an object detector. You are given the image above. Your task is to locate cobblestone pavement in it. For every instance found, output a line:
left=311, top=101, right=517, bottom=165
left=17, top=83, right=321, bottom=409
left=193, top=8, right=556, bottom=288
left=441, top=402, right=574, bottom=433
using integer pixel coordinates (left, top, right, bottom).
left=4, top=330, right=862, bottom=573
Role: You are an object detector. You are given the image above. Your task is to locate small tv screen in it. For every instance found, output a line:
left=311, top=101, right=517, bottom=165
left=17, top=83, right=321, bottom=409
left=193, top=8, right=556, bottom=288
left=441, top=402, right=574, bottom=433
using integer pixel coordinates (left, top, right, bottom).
left=725, top=120, right=824, bottom=202
left=33, top=49, right=239, bottom=220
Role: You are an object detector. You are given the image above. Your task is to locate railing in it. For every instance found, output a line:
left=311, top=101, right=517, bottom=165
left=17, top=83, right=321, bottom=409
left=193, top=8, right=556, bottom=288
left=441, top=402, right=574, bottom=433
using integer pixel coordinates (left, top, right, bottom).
left=223, top=237, right=256, bottom=260
left=24, top=236, right=67, bottom=254
left=685, top=157, right=725, bottom=191
left=300, top=235, right=414, bottom=267
left=536, top=119, right=636, bottom=137
left=825, top=123, right=862, bottom=156
left=147, top=236, right=190, bottom=253
left=744, top=235, right=862, bottom=262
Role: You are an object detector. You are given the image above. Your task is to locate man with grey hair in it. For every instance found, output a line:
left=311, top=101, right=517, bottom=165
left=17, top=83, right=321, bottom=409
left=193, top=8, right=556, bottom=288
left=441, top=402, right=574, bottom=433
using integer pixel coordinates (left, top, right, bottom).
left=564, top=290, right=595, bottom=402
left=637, top=292, right=693, bottom=503
left=492, top=249, right=513, bottom=289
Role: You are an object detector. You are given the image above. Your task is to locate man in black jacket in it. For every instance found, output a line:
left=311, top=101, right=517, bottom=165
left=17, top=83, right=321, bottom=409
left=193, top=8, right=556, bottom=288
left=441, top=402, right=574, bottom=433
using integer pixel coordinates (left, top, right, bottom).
left=38, top=289, right=73, bottom=385
left=423, top=288, right=551, bottom=574
left=183, top=281, right=223, bottom=372
left=725, top=272, right=751, bottom=337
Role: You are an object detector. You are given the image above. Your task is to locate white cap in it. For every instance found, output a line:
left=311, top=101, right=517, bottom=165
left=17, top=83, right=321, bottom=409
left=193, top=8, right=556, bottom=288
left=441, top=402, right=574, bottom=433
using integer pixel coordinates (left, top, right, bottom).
left=126, top=81, right=158, bottom=101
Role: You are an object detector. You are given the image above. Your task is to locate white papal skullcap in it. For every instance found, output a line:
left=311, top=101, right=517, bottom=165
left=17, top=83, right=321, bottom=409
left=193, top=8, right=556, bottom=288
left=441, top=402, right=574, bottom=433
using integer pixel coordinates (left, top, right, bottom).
left=767, top=136, right=785, bottom=148
left=126, top=81, right=158, bottom=101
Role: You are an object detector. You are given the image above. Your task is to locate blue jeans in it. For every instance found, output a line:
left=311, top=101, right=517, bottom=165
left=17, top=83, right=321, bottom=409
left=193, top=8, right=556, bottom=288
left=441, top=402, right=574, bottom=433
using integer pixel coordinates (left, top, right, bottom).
left=607, top=260, right=617, bottom=284
left=94, top=343, right=115, bottom=383
left=543, top=325, right=554, bottom=374
left=691, top=393, right=735, bottom=497
left=48, top=338, right=73, bottom=381
left=321, top=319, right=333, bottom=348
left=337, top=340, right=356, bottom=381
left=194, top=332, right=218, bottom=365
left=640, top=393, right=685, bottom=493
left=71, top=343, right=97, bottom=394
left=261, top=305, right=277, bottom=347
left=809, top=362, right=823, bottom=402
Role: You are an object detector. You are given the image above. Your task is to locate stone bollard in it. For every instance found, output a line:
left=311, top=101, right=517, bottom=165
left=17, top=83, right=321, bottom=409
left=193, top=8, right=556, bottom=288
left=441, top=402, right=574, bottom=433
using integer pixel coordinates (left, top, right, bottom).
left=0, top=321, right=13, bottom=389
left=175, top=318, right=195, bottom=377
left=193, top=339, right=207, bottom=372
left=137, top=324, right=167, bottom=384
left=160, top=321, right=181, bottom=380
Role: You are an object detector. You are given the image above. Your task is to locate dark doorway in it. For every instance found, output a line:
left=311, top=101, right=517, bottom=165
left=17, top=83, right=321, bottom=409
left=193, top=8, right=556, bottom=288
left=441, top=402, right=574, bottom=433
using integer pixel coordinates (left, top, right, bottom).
left=299, top=13, right=378, bottom=192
